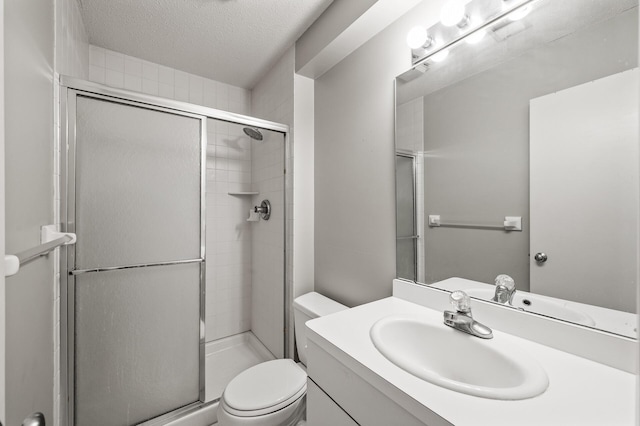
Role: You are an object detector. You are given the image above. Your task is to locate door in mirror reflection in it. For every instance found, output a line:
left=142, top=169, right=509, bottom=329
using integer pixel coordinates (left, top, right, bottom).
left=530, top=69, right=639, bottom=313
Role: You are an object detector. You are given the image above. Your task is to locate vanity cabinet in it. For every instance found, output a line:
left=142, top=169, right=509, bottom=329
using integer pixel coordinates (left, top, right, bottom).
left=306, top=379, right=357, bottom=426
left=304, top=294, right=637, bottom=426
left=306, top=340, right=450, bottom=426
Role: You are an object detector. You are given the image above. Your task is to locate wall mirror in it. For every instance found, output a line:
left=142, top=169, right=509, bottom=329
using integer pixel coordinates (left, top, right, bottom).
left=395, top=0, right=638, bottom=338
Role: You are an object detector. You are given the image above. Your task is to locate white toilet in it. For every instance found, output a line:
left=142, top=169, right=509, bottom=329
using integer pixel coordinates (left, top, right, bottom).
left=217, top=292, right=348, bottom=426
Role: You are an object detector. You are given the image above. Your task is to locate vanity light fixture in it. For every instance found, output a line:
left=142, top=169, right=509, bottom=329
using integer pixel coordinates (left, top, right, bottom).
left=440, top=0, right=470, bottom=28
left=408, top=0, right=538, bottom=67
left=406, top=26, right=433, bottom=50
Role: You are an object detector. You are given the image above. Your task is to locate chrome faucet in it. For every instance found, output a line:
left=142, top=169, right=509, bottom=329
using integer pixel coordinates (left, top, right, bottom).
left=443, top=290, right=493, bottom=339
left=492, top=274, right=516, bottom=305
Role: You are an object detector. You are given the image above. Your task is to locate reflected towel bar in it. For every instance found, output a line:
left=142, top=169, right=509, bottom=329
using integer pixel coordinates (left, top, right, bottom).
left=4, top=226, right=77, bottom=277
left=428, top=215, right=522, bottom=231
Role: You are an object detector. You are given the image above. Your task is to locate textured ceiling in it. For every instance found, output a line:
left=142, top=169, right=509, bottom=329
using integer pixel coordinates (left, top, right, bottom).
left=78, top=0, right=334, bottom=88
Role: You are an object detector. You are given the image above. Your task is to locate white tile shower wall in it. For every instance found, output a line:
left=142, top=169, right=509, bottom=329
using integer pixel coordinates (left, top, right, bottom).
left=251, top=47, right=294, bottom=358
left=88, top=45, right=251, bottom=114
left=54, top=1, right=88, bottom=424
left=396, top=97, right=425, bottom=283
left=206, top=118, right=254, bottom=341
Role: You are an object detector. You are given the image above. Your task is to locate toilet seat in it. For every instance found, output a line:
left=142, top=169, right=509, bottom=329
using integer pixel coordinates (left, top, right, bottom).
left=222, top=359, right=307, bottom=417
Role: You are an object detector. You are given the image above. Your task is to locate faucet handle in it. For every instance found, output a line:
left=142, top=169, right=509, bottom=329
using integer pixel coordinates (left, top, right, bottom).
left=450, top=290, right=471, bottom=313
left=495, top=274, right=515, bottom=291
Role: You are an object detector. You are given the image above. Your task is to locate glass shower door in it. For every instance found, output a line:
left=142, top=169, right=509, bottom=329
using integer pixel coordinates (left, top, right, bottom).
left=396, top=154, right=417, bottom=281
left=67, top=94, right=206, bottom=425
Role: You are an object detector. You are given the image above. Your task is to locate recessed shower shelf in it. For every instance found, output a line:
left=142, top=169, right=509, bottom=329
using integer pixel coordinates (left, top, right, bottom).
left=228, top=191, right=259, bottom=196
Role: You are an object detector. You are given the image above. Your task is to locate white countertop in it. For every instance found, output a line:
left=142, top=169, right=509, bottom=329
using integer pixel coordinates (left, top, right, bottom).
left=306, top=297, right=637, bottom=426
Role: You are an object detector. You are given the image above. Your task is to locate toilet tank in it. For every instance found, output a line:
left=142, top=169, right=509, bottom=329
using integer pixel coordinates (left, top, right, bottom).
left=293, top=292, right=348, bottom=366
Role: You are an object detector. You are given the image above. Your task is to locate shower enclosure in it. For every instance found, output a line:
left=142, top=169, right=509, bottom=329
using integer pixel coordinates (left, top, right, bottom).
left=60, top=77, right=288, bottom=425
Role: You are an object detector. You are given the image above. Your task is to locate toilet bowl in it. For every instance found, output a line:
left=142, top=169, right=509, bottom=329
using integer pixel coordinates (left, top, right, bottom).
left=217, top=292, right=348, bottom=426
left=217, top=359, right=306, bottom=426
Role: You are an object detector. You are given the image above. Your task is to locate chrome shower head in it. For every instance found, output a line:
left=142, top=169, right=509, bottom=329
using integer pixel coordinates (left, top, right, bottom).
left=243, top=127, right=263, bottom=141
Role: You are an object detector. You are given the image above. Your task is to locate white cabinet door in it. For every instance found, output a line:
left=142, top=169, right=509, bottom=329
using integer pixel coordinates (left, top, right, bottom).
left=529, top=69, right=638, bottom=312
left=307, top=379, right=359, bottom=426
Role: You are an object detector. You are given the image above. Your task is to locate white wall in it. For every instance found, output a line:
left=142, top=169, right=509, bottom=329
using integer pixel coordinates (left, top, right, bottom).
left=293, top=74, right=315, bottom=298
left=4, top=1, right=56, bottom=425
left=56, top=0, right=89, bottom=80
left=295, top=0, right=378, bottom=75
left=313, top=1, right=445, bottom=307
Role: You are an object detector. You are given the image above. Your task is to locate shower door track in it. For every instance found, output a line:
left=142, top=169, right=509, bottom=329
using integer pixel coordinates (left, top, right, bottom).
left=59, top=76, right=291, bottom=426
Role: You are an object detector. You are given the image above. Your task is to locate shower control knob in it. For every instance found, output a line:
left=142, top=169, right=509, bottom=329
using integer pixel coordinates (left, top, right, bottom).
left=534, top=252, right=547, bottom=263
left=253, top=200, right=271, bottom=220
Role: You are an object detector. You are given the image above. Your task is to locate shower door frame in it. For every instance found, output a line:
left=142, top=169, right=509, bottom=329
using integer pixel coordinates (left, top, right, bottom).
left=59, top=76, right=290, bottom=426
left=395, top=152, right=418, bottom=282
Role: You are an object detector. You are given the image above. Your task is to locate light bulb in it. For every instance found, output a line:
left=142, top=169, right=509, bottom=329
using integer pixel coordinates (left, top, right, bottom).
left=465, top=28, right=486, bottom=44
left=406, top=26, right=428, bottom=49
left=508, top=5, right=531, bottom=21
left=431, top=49, right=449, bottom=63
left=440, top=0, right=466, bottom=27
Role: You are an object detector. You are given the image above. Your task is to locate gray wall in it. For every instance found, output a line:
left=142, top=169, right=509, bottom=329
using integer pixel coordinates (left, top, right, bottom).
left=421, top=9, right=637, bottom=291
left=4, top=0, right=55, bottom=424
left=313, top=1, right=445, bottom=307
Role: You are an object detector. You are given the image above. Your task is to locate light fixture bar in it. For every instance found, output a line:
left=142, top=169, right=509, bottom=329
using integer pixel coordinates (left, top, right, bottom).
left=411, top=0, right=540, bottom=67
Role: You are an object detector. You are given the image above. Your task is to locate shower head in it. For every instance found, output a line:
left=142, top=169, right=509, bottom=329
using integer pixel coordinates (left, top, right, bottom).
left=243, top=127, right=263, bottom=141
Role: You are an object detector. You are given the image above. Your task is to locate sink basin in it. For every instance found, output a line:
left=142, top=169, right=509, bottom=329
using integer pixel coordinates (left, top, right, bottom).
left=370, top=315, right=549, bottom=400
left=464, top=288, right=596, bottom=326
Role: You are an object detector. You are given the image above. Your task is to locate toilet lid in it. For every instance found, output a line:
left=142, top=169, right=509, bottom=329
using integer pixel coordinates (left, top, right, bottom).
left=223, top=359, right=307, bottom=415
